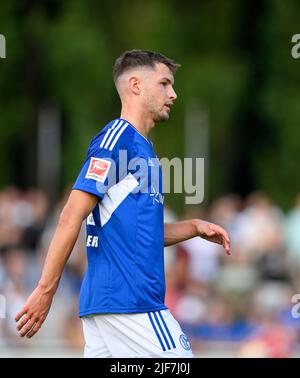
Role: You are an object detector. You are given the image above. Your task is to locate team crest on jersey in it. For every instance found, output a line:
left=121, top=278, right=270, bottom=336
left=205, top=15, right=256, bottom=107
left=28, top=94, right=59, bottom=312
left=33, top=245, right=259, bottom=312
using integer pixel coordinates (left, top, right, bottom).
left=85, top=157, right=111, bottom=183
left=87, top=213, right=95, bottom=225
left=179, top=334, right=191, bottom=351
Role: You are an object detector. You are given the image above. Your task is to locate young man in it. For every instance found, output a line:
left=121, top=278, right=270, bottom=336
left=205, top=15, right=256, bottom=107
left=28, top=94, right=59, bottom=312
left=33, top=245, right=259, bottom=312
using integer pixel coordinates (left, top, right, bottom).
left=15, top=50, right=231, bottom=357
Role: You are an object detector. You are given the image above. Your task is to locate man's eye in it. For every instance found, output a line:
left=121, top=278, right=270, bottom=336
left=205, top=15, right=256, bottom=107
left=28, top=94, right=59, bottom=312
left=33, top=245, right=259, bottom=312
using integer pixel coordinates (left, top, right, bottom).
left=161, top=82, right=167, bottom=86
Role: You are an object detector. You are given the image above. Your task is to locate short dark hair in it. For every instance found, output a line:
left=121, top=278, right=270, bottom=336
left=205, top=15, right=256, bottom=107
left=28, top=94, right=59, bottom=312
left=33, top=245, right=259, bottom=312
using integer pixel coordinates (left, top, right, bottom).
left=113, top=49, right=180, bottom=83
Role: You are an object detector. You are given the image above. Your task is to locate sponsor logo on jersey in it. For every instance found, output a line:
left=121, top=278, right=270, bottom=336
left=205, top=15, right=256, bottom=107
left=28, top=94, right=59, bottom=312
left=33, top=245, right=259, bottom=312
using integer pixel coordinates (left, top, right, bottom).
left=85, top=158, right=111, bottom=183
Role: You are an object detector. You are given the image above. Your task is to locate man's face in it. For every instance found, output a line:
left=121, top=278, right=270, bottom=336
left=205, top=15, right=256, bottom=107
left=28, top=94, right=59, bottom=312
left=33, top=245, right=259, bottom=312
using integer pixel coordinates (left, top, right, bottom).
left=141, top=63, right=177, bottom=123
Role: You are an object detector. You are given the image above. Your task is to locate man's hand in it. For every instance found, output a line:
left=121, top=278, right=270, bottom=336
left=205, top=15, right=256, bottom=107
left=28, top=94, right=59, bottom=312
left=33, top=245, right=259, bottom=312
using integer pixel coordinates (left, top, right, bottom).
left=195, top=220, right=231, bottom=255
left=15, top=285, right=53, bottom=338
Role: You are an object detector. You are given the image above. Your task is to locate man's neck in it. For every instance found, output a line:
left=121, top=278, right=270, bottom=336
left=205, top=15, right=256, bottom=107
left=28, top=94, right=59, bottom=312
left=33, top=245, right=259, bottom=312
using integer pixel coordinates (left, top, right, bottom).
left=120, top=110, right=155, bottom=139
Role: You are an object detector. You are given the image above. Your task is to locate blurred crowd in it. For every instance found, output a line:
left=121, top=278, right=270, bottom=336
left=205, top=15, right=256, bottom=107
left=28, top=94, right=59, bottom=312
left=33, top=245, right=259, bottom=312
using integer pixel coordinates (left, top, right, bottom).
left=165, top=192, right=300, bottom=357
left=0, top=187, right=300, bottom=357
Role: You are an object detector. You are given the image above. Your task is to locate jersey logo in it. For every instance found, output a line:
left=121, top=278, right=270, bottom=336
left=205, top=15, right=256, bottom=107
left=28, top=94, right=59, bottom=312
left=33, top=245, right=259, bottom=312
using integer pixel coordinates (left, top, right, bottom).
left=87, top=213, right=95, bottom=225
left=179, top=334, right=191, bottom=351
left=85, top=158, right=111, bottom=183
left=150, top=186, right=164, bottom=205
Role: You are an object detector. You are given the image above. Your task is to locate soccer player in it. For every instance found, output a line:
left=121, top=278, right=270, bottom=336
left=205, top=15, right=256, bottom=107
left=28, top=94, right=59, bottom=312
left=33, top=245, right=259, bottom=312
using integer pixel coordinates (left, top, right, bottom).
left=15, top=50, right=231, bottom=357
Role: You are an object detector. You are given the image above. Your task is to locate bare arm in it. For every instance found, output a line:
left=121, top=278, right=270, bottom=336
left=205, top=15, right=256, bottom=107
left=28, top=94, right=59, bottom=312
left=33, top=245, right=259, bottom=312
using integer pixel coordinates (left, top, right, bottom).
left=164, top=219, right=231, bottom=255
left=15, top=189, right=98, bottom=338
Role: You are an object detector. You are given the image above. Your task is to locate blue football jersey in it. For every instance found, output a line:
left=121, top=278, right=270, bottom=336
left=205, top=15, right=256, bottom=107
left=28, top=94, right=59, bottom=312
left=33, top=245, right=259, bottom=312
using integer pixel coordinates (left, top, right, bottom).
left=73, top=118, right=167, bottom=316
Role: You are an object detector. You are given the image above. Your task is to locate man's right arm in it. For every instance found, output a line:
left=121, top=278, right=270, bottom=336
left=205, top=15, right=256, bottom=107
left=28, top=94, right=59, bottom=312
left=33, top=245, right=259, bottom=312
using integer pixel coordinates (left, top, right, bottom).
left=15, top=189, right=98, bottom=338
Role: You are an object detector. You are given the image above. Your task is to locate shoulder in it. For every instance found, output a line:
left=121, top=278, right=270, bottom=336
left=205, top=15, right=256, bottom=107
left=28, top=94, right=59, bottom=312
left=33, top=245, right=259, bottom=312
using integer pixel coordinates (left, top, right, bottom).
left=88, top=119, right=136, bottom=157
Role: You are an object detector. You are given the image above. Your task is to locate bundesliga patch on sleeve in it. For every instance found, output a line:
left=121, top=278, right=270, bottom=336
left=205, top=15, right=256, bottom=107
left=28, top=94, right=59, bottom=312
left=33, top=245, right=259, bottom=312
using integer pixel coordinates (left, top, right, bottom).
left=85, top=157, right=111, bottom=183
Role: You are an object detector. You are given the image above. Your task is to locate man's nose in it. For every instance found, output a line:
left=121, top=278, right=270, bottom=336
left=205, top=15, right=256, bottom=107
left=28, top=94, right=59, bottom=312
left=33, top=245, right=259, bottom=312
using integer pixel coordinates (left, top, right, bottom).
left=169, top=87, right=177, bottom=100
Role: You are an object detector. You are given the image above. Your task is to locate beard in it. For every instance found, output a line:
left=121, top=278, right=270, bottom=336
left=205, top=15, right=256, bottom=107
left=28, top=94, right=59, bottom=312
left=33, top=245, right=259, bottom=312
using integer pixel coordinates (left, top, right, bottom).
left=144, top=94, right=171, bottom=123
left=153, top=112, right=169, bottom=123
left=151, top=107, right=170, bottom=123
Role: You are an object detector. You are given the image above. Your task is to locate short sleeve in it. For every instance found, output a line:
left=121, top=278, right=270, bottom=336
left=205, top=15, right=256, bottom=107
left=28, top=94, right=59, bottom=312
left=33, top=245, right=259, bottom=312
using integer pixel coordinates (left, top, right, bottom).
left=72, top=144, right=119, bottom=201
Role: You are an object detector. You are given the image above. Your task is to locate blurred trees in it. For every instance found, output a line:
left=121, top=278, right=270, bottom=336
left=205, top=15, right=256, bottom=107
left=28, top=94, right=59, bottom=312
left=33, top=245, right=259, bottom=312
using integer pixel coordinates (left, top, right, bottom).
left=0, top=0, right=300, bottom=213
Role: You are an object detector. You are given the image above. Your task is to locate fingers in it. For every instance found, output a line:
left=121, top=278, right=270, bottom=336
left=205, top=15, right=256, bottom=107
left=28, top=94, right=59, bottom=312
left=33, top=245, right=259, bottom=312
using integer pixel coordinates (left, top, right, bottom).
left=16, top=314, right=30, bottom=331
left=15, top=308, right=27, bottom=322
left=209, top=224, right=231, bottom=255
left=18, top=317, right=37, bottom=337
left=16, top=312, right=44, bottom=338
left=26, top=322, right=42, bottom=338
left=224, top=238, right=231, bottom=255
left=222, top=232, right=231, bottom=255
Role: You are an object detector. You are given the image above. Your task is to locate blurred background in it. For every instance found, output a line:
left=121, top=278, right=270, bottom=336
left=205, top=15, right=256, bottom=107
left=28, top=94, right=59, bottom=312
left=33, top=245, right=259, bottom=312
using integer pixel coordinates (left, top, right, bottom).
left=1, top=0, right=300, bottom=357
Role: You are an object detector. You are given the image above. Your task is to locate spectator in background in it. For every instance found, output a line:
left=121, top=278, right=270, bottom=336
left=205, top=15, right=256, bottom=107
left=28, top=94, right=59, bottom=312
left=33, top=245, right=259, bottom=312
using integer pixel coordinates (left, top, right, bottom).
left=0, top=187, right=48, bottom=254
left=210, top=194, right=243, bottom=240
left=21, top=189, right=48, bottom=252
left=284, top=193, right=300, bottom=288
left=0, top=187, right=24, bottom=251
left=1, top=248, right=31, bottom=344
left=239, top=282, right=297, bottom=357
left=233, top=192, right=284, bottom=261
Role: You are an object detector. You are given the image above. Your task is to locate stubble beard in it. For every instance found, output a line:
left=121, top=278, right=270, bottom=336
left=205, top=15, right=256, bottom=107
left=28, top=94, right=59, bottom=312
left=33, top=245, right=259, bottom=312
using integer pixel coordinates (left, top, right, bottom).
left=153, top=113, right=169, bottom=123
left=152, top=105, right=170, bottom=123
left=145, top=95, right=170, bottom=123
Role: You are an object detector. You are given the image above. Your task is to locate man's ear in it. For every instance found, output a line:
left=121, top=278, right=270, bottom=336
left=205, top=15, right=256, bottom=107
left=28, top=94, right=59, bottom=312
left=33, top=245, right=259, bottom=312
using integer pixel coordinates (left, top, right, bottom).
left=128, top=76, right=140, bottom=95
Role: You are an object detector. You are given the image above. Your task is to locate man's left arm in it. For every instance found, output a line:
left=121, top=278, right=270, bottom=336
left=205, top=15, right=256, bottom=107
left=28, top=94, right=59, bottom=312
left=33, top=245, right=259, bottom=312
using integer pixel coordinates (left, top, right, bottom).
left=164, top=219, right=231, bottom=255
